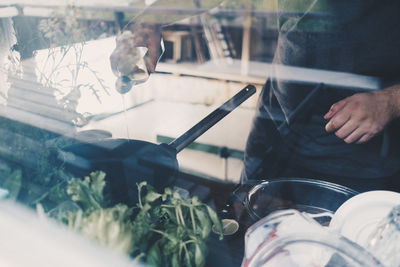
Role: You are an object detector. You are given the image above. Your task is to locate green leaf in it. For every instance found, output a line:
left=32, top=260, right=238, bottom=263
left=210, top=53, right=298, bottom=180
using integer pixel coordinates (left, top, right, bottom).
left=171, top=252, right=180, bottom=267
left=67, top=178, right=101, bottom=210
left=183, top=247, right=193, bottom=267
left=173, top=191, right=182, bottom=200
left=194, top=208, right=211, bottom=239
left=89, top=171, right=106, bottom=200
left=191, top=196, right=201, bottom=206
left=142, top=203, right=151, bottom=212
left=161, top=187, right=173, bottom=202
left=164, top=187, right=172, bottom=195
left=66, top=171, right=109, bottom=210
left=145, top=191, right=162, bottom=203
left=137, top=181, right=147, bottom=192
left=194, top=243, right=205, bottom=267
left=3, top=169, right=22, bottom=200
left=147, top=242, right=162, bottom=267
left=206, top=205, right=223, bottom=240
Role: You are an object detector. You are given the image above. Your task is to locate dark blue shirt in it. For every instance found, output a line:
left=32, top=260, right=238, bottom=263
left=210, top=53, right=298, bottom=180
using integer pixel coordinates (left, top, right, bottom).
left=245, top=0, right=400, bottom=180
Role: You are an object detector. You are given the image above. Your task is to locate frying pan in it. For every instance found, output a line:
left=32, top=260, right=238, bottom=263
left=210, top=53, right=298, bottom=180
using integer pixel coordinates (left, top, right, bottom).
left=61, top=85, right=256, bottom=205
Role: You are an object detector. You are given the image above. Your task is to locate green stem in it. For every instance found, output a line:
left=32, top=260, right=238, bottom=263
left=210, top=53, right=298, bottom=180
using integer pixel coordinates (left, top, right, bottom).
left=138, top=187, right=143, bottom=209
left=150, top=229, right=169, bottom=238
left=133, top=253, right=145, bottom=263
left=190, top=207, right=196, bottom=232
left=178, top=205, right=186, bottom=227
left=175, top=207, right=181, bottom=225
left=182, top=242, right=191, bottom=265
left=179, top=243, right=183, bottom=259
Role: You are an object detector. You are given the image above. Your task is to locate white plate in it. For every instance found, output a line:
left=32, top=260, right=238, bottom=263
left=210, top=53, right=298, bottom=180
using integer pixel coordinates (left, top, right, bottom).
left=329, top=191, right=400, bottom=246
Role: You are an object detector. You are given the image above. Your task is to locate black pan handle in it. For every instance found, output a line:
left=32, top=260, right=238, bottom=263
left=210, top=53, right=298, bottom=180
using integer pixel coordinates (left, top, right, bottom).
left=168, top=84, right=257, bottom=153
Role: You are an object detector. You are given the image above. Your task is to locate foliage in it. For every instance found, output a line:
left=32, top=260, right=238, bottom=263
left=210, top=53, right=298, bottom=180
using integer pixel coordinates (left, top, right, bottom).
left=37, top=4, right=109, bottom=125
left=132, top=181, right=223, bottom=267
left=43, top=171, right=136, bottom=255
left=40, top=171, right=223, bottom=266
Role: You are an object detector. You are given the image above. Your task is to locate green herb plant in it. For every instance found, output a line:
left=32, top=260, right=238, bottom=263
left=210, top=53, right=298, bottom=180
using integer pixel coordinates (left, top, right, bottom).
left=40, top=171, right=223, bottom=267
left=132, top=181, right=223, bottom=267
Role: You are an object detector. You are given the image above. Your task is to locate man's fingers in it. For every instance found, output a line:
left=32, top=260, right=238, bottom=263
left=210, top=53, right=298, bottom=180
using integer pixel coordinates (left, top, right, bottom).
left=344, top=129, right=365, bottom=144
left=334, top=120, right=358, bottom=139
left=324, top=91, right=393, bottom=144
left=324, top=99, right=348, bottom=119
left=355, top=134, right=373, bottom=144
left=325, top=112, right=351, bottom=133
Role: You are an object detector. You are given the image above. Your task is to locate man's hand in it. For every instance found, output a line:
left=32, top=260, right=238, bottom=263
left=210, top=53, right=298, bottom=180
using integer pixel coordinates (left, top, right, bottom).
left=110, top=23, right=162, bottom=76
left=324, top=86, right=400, bottom=144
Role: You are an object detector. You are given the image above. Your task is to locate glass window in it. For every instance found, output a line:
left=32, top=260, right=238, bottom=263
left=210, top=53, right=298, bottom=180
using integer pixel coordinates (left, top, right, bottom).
left=0, top=1, right=399, bottom=266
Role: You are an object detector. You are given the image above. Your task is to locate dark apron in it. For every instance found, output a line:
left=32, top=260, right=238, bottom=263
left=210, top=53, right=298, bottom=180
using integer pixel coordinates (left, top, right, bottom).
left=241, top=79, right=400, bottom=192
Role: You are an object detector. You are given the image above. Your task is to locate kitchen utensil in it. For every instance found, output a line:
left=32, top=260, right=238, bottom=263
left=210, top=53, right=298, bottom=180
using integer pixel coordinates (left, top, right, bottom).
left=61, top=85, right=256, bottom=205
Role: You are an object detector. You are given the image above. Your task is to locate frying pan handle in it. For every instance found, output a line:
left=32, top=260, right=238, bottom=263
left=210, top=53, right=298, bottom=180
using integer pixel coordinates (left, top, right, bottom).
left=168, top=84, right=257, bottom=153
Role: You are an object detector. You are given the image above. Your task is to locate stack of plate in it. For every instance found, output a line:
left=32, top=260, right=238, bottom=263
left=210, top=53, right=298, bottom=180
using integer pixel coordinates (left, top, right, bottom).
left=329, top=191, right=400, bottom=246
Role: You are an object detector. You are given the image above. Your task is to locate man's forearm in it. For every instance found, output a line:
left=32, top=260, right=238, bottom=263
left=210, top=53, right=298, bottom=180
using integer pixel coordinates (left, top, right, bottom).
left=382, top=84, right=400, bottom=119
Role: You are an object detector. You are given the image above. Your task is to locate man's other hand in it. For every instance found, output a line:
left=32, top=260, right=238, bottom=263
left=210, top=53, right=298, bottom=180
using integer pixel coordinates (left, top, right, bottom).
left=324, top=87, right=400, bottom=144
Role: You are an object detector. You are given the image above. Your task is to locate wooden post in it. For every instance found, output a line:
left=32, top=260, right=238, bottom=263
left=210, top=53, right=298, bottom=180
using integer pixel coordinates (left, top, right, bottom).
left=241, top=10, right=251, bottom=76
